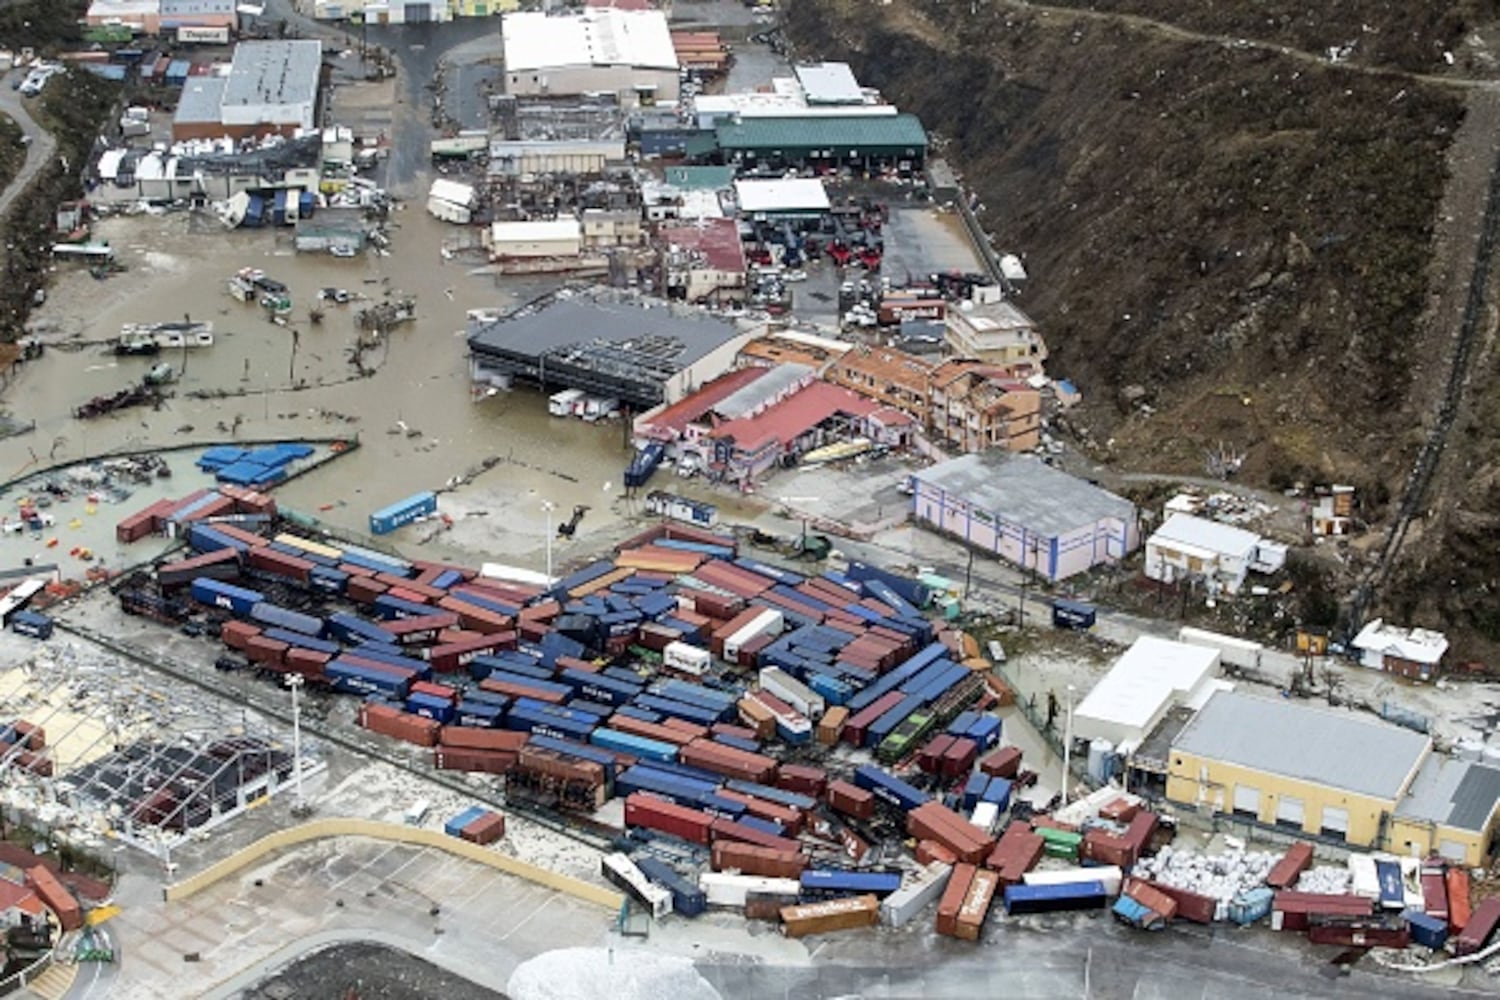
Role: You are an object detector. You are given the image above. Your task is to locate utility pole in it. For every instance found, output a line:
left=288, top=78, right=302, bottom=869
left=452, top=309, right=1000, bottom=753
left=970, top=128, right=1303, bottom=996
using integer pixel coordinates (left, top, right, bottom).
left=288, top=674, right=309, bottom=817
left=1061, top=683, right=1077, bottom=805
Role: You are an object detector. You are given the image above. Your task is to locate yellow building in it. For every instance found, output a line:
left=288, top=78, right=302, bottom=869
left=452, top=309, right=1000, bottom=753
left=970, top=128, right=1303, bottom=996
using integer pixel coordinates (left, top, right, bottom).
left=1390, top=755, right=1500, bottom=867
left=1167, top=691, right=1432, bottom=851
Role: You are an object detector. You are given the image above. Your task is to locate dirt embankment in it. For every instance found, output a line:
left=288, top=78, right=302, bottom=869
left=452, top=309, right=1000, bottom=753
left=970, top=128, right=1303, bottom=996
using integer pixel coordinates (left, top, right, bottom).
left=785, top=0, right=1500, bottom=651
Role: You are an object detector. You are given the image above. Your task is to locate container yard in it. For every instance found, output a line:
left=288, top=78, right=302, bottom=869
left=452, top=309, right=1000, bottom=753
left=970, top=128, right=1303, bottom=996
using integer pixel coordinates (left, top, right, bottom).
left=0, top=473, right=1445, bottom=997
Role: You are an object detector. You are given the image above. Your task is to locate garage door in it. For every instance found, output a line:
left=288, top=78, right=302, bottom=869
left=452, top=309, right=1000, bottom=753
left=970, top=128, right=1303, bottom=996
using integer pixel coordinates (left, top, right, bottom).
left=405, top=2, right=431, bottom=22
left=1321, top=806, right=1350, bottom=840
left=1232, top=784, right=1260, bottom=818
left=1275, top=796, right=1305, bottom=829
left=1440, top=840, right=1468, bottom=863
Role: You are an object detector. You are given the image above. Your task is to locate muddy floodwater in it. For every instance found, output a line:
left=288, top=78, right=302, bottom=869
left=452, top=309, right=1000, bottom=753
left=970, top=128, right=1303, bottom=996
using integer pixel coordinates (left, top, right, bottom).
left=3, top=204, right=644, bottom=570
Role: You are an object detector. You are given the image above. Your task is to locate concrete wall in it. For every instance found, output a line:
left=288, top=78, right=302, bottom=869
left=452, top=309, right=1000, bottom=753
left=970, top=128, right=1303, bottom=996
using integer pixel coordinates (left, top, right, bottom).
left=1166, top=753, right=1393, bottom=848
left=1387, top=814, right=1492, bottom=867
left=506, top=65, right=678, bottom=104
left=664, top=328, right=756, bottom=405
left=163, top=817, right=624, bottom=909
left=1145, top=538, right=1249, bottom=594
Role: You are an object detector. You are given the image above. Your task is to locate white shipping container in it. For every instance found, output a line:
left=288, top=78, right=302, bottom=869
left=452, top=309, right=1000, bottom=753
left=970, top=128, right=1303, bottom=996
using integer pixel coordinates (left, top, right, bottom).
left=881, top=864, right=952, bottom=928
left=548, top=388, right=585, bottom=416
left=664, top=641, right=711, bottom=676
left=969, top=802, right=999, bottom=834
left=1023, top=865, right=1123, bottom=897
left=758, top=665, right=826, bottom=720
left=427, top=197, right=473, bottom=225
left=603, top=853, right=672, bottom=919
left=403, top=799, right=431, bottom=825
left=724, top=609, right=785, bottom=662
left=698, top=873, right=801, bottom=908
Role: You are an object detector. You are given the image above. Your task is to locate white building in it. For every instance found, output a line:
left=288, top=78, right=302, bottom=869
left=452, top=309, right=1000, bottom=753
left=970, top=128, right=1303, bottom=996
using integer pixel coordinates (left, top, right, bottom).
left=502, top=9, right=679, bottom=104
left=910, top=452, right=1138, bottom=581
left=174, top=40, right=322, bottom=141
left=1144, top=512, right=1285, bottom=596
left=733, top=177, right=831, bottom=219
left=1073, top=636, right=1225, bottom=749
left=488, top=218, right=583, bottom=260
left=1351, top=619, right=1449, bottom=682
left=945, top=292, right=1048, bottom=372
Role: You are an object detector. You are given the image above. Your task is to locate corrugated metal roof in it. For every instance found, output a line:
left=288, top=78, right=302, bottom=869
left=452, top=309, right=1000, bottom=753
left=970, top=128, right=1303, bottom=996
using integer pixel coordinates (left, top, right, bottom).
left=1150, top=513, right=1260, bottom=558
left=663, top=164, right=735, bottom=190
left=915, top=451, right=1135, bottom=538
left=794, top=62, right=863, bottom=105
left=221, top=40, right=321, bottom=110
left=715, top=114, right=927, bottom=152
left=711, top=381, right=883, bottom=453
left=1397, top=756, right=1500, bottom=832
left=1174, top=690, right=1430, bottom=800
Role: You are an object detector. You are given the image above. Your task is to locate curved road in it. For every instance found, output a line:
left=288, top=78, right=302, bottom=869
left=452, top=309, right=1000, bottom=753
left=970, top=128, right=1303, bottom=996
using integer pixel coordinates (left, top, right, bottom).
left=0, top=70, right=57, bottom=221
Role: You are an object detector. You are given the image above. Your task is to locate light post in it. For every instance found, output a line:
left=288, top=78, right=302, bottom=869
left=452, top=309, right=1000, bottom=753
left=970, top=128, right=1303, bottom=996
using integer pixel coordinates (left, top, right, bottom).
left=542, top=500, right=556, bottom=581
left=287, top=674, right=307, bottom=816
left=1061, top=683, right=1076, bottom=805
left=777, top=496, right=819, bottom=554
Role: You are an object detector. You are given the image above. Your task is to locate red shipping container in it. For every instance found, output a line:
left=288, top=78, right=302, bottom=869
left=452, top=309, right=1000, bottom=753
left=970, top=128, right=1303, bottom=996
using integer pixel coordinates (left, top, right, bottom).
left=708, top=817, right=802, bottom=854
left=460, top=811, right=506, bottom=845
left=711, top=722, right=760, bottom=742
left=736, top=632, right=775, bottom=668
left=1121, top=811, right=1158, bottom=859
left=907, top=802, right=994, bottom=865
left=1123, top=880, right=1179, bottom=922
left=986, top=822, right=1044, bottom=883
left=359, top=704, right=439, bottom=747
left=826, top=780, right=875, bottom=820
left=1098, top=797, right=1139, bottom=823
left=347, top=577, right=389, bottom=604
left=936, top=863, right=977, bottom=937
left=221, top=620, right=260, bottom=650
left=178, top=494, right=237, bottom=523
left=386, top=586, right=432, bottom=606
left=434, top=748, right=517, bottom=774
left=611, top=713, right=698, bottom=747
left=1081, top=830, right=1134, bottom=869
left=212, top=523, right=271, bottom=549
left=411, top=681, right=459, bottom=703
left=955, top=868, right=998, bottom=941
left=711, top=841, right=807, bottom=879
left=1421, top=865, right=1449, bottom=925
left=284, top=647, right=331, bottom=679
left=15, top=750, right=51, bottom=777
left=338, top=561, right=376, bottom=578
left=116, top=498, right=176, bottom=543
left=245, top=636, right=289, bottom=666
left=1307, top=915, right=1409, bottom=948
left=680, top=739, right=777, bottom=784
left=637, top=623, right=682, bottom=652
left=917, top=840, right=958, bottom=867
left=844, top=691, right=905, bottom=746
left=427, top=632, right=515, bottom=673
left=1448, top=868, right=1472, bottom=933
left=715, top=789, right=804, bottom=836
left=439, top=727, right=528, bottom=752
left=385, top=613, right=459, bottom=645
left=480, top=677, right=566, bottom=705
left=376, top=573, right=446, bottom=602
left=436, top=596, right=515, bottom=635
left=247, top=547, right=314, bottom=584
left=1270, top=891, right=1373, bottom=932
left=556, top=655, right=599, bottom=674
left=26, top=865, right=80, bottom=932
left=624, top=793, right=713, bottom=845
left=939, top=737, right=979, bottom=779
left=1455, top=897, right=1500, bottom=954
left=1128, top=878, right=1218, bottom=925
left=776, top=764, right=826, bottom=797
left=918, top=734, right=956, bottom=774
left=737, top=697, right=775, bottom=740
left=980, top=746, right=1022, bottom=779
left=660, top=716, right=710, bottom=740
left=518, top=597, right=561, bottom=622
left=12, top=721, right=43, bottom=751
left=1266, top=841, right=1314, bottom=890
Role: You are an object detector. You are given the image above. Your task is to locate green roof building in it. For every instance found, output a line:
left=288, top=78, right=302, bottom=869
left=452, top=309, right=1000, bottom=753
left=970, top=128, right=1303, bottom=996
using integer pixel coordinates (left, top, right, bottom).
left=712, top=114, right=928, bottom=171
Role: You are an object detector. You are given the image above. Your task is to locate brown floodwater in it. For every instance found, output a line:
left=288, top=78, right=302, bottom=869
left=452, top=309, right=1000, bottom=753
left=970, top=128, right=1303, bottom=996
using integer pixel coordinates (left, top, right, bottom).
left=2, top=204, right=641, bottom=570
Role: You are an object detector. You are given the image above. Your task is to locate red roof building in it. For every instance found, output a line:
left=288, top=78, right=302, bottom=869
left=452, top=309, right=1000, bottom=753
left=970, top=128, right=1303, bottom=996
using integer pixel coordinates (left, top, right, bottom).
left=659, top=218, right=747, bottom=305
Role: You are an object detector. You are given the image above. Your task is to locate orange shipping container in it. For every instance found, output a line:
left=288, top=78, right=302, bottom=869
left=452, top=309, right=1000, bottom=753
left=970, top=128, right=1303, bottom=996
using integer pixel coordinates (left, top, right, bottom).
left=936, top=863, right=977, bottom=937
left=26, top=865, right=80, bottom=931
left=779, top=894, right=879, bottom=937
left=955, top=868, right=999, bottom=941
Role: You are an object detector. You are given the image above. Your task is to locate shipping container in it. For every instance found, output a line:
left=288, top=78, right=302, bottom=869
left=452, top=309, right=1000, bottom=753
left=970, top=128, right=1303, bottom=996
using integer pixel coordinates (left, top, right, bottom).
left=1307, top=913, right=1410, bottom=949
left=434, top=747, right=518, bottom=774
left=800, top=869, right=903, bottom=898
left=663, top=641, right=712, bottom=675
left=1265, top=841, right=1314, bottom=890
left=624, top=792, right=713, bottom=845
left=1227, top=886, right=1275, bottom=926
left=1455, top=898, right=1500, bottom=955
left=882, top=864, right=953, bottom=928
left=461, top=811, right=506, bottom=845
left=636, top=856, right=706, bottom=917
left=1447, top=867, right=1472, bottom=933
left=602, top=852, right=672, bottom=918
left=591, top=727, right=678, bottom=764
left=1406, top=910, right=1450, bottom=950
left=709, top=817, right=802, bottom=855
left=25, top=866, right=81, bottom=932
left=370, top=491, right=438, bottom=535
left=980, top=746, right=1022, bottom=779
left=713, top=842, right=807, bottom=880
left=1004, top=880, right=1108, bottom=915
left=10, top=610, right=53, bottom=640
left=1269, top=891, right=1373, bottom=932
left=190, top=578, right=265, bottom=616
left=852, top=764, right=930, bottom=812
left=698, top=872, right=801, bottom=909
left=827, top=780, right=875, bottom=820
left=936, top=863, right=977, bottom=937
left=779, top=894, right=880, bottom=937
left=250, top=602, right=324, bottom=637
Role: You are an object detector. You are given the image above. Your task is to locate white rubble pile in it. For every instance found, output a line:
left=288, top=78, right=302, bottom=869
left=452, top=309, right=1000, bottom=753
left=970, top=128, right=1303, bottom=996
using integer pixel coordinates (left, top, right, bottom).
left=508, top=947, right=722, bottom=1000
left=1133, top=845, right=1279, bottom=904
left=1296, top=865, right=1352, bottom=894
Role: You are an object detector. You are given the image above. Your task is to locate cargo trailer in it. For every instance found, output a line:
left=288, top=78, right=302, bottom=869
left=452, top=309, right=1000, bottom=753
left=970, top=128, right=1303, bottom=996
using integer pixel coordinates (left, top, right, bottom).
left=780, top=895, right=880, bottom=937
left=602, top=852, right=672, bottom=918
left=800, top=869, right=902, bottom=898
left=636, top=856, right=706, bottom=918
left=370, top=491, right=438, bottom=535
left=1003, top=880, right=1108, bottom=915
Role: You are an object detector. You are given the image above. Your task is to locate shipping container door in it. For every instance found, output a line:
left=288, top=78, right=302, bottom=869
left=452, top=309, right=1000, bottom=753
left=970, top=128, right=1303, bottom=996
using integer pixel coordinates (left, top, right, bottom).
left=1320, top=806, right=1349, bottom=840
left=405, top=2, right=431, bottom=21
left=1231, top=784, right=1260, bottom=819
left=1275, top=796, right=1304, bottom=830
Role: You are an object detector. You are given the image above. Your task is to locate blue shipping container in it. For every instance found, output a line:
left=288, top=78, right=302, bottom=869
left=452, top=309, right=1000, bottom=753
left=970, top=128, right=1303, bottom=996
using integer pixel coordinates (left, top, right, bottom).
left=444, top=806, right=486, bottom=837
left=799, top=869, right=903, bottom=897
left=327, top=611, right=397, bottom=646
left=591, top=727, right=678, bottom=763
left=454, top=701, right=505, bottom=728
left=635, top=857, right=706, bottom=918
left=190, top=578, right=264, bottom=616
left=852, top=764, right=930, bottom=812
left=370, top=491, right=438, bottom=536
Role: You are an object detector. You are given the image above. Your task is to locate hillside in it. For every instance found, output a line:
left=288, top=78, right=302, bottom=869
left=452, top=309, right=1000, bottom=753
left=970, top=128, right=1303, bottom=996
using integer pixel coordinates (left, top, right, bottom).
left=785, top=0, right=1500, bottom=656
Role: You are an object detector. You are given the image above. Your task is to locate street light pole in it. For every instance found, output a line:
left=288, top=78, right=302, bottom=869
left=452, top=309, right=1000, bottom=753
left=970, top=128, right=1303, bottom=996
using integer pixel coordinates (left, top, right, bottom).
left=542, top=500, right=556, bottom=581
left=1061, top=683, right=1076, bottom=805
left=287, top=674, right=305, bottom=815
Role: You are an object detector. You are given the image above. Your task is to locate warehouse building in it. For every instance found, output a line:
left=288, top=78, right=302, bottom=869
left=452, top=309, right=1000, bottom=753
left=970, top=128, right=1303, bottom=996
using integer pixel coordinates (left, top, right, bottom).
left=733, top=178, right=831, bottom=222
left=488, top=219, right=584, bottom=260
left=502, top=9, right=679, bottom=104
left=172, top=40, right=323, bottom=141
left=1391, top=755, right=1500, bottom=866
left=911, top=452, right=1139, bottom=581
left=711, top=115, right=928, bottom=173
left=658, top=217, right=746, bottom=305
left=1167, top=690, right=1432, bottom=852
left=1073, top=637, right=1224, bottom=749
left=467, top=294, right=757, bottom=409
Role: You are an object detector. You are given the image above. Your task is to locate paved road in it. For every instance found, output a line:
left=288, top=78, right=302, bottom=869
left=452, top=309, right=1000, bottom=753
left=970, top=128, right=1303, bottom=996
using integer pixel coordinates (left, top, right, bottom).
left=0, top=70, right=57, bottom=221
